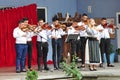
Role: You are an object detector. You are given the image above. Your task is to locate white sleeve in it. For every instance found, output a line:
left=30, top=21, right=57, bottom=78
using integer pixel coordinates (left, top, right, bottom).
left=47, top=30, right=52, bottom=38
left=67, top=29, right=72, bottom=34
left=48, top=30, right=52, bottom=38
left=13, top=28, right=23, bottom=38
left=86, top=27, right=92, bottom=35
left=59, top=28, right=65, bottom=35
left=97, top=25, right=104, bottom=30
left=77, top=22, right=82, bottom=26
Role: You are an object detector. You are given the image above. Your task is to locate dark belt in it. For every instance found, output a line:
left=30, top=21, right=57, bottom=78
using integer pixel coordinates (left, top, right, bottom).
left=80, top=37, right=87, bottom=38
left=27, top=41, right=32, bottom=42
left=101, top=38, right=110, bottom=39
left=37, top=41, right=47, bottom=43
left=52, top=38, right=62, bottom=40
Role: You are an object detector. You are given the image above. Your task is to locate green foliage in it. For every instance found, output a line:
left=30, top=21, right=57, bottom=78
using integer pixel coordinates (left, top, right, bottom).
left=116, top=48, right=120, bottom=55
left=61, top=54, right=82, bottom=80
left=109, top=44, right=115, bottom=53
left=26, top=69, right=38, bottom=80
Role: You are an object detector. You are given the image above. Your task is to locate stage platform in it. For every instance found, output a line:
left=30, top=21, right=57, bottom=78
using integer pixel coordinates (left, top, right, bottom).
left=0, top=63, right=120, bottom=80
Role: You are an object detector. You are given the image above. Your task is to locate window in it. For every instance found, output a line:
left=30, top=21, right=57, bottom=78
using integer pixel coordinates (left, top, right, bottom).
left=37, top=7, right=47, bottom=22
left=116, top=12, right=120, bottom=48
left=116, top=12, right=120, bottom=27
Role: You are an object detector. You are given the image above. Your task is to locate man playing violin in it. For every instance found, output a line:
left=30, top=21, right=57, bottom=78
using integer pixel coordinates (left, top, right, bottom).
left=13, top=20, right=28, bottom=73
left=50, top=19, right=66, bottom=70
left=97, top=18, right=115, bottom=67
left=51, top=19, right=59, bottom=28
left=77, top=13, right=89, bottom=68
left=36, top=20, right=50, bottom=72
left=22, top=17, right=36, bottom=71
left=67, top=21, right=80, bottom=61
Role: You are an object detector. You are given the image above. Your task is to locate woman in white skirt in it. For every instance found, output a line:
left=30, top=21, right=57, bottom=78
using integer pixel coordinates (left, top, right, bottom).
left=85, top=18, right=101, bottom=71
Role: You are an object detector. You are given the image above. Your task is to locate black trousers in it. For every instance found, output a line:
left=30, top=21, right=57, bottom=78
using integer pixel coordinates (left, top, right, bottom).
left=70, top=39, right=80, bottom=61
left=100, top=38, right=111, bottom=65
left=36, top=41, right=48, bottom=69
left=80, top=37, right=87, bottom=64
left=52, top=38, right=63, bottom=68
left=27, top=41, right=32, bottom=69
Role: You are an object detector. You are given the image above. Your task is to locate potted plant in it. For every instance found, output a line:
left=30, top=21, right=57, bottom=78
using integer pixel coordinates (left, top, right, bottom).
left=61, top=55, right=82, bottom=80
left=26, top=69, right=38, bottom=80
left=109, top=44, right=116, bottom=63
left=104, top=44, right=115, bottom=63
left=116, top=48, right=120, bottom=62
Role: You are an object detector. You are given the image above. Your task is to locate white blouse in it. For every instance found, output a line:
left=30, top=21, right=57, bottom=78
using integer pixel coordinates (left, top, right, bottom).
left=86, top=27, right=100, bottom=40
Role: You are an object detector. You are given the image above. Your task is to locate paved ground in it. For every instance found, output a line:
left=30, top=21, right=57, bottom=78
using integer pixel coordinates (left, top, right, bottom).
left=0, top=63, right=120, bottom=80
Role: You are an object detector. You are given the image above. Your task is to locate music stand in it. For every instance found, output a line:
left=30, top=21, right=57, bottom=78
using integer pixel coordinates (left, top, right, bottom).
left=65, top=34, right=79, bottom=43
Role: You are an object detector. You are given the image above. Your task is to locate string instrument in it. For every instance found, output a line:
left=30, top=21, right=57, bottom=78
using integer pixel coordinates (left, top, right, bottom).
left=20, top=25, right=29, bottom=32
left=21, top=24, right=37, bottom=32
left=78, top=19, right=89, bottom=31
left=34, top=23, right=53, bottom=33
left=41, top=23, right=52, bottom=30
left=102, top=23, right=117, bottom=29
left=54, top=24, right=61, bottom=29
left=82, top=19, right=89, bottom=25
left=60, top=24, right=67, bottom=31
left=54, top=23, right=67, bottom=31
left=77, top=25, right=86, bottom=31
left=74, top=26, right=80, bottom=30
left=83, top=20, right=89, bottom=25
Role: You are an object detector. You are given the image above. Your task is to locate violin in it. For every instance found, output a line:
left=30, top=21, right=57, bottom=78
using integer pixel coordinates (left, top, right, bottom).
left=73, top=26, right=79, bottom=30
left=102, top=23, right=108, bottom=28
left=41, top=23, right=52, bottom=30
left=54, top=24, right=61, bottom=29
left=77, top=19, right=89, bottom=31
left=54, top=23, right=67, bottom=30
left=27, top=24, right=37, bottom=31
left=61, top=24, right=67, bottom=31
left=20, top=24, right=37, bottom=32
left=102, top=23, right=117, bottom=29
left=20, top=25, right=29, bottom=32
left=83, top=19, right=89, bottom=25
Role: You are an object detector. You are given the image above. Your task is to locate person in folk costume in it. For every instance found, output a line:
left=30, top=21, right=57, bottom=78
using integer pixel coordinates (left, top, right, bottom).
left=85, top=18, right=102, bottom=71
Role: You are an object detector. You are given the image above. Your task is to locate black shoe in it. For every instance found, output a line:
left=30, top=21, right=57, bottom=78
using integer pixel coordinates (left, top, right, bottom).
left=99, top=63, right=103, bottom=67
left=16, top=69, right=21, bottom=73
left=54, top=67, right=59, bottom=70
left=80, top=65, right=85, bottom=68
left=89, top=67, right=94, bottom=71
left=38, top=68, right=42, bottom=72
left=44, top=67, right=49, bottom=70
left=21, top=69, right=26, bottom=72
left=58, top=67, right=62, bottom=69
left=77, top=66, right=80, bottom=68
left=93, top=68, right=97, bottom=71
left=28, top=67, right=32, bottom=71
left=107, top=64, right=114, bottom=67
